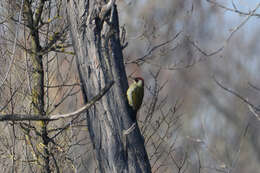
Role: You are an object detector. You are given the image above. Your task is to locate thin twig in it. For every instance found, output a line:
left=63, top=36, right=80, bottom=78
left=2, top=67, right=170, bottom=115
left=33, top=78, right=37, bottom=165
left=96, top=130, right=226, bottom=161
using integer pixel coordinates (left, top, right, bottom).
left=189, top=2, right=260, bottom=57
left=213, top=77, right=256, bottom=108
left=126, top=31, right=182, bottom=64
left=207, top=0, right=260, bottom=17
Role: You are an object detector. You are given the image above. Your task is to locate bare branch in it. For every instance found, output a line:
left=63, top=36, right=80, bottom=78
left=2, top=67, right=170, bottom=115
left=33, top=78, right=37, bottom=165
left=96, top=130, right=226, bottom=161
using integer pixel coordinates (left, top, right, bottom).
left=187, top=37, right=224, bottom=57
left=213, top=76, right=260, bottom=112
left=248, top=82, right=260, bottom=92
left=207, top=0, right=260, bottom=17
left=44, top=83, right=81, bottom=88
left=0, top=81, right=114, bottom=121
left=226, top=3, right=260, bottom=42
left=126, top=31, right=182, bottom=65
left=123, top=123, right=136, bottom=136
left=189, top=2, right=260, bottom=58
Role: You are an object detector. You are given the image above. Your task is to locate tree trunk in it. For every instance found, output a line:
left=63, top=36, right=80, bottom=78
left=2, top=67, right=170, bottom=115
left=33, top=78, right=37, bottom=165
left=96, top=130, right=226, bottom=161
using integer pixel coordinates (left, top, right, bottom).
left=24, top=1, right=50, bottom=172
left=66, top=0, right=151, bottom=172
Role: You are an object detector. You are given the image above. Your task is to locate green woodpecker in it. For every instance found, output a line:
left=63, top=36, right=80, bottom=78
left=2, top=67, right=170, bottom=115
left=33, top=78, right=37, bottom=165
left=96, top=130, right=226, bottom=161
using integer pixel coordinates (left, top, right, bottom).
left=127, top=77, right=144, bottom=111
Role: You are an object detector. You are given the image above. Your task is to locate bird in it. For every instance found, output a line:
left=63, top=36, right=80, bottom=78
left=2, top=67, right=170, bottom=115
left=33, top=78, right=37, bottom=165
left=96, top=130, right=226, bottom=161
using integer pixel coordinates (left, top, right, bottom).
left=126, top=77, right=144, bottom=112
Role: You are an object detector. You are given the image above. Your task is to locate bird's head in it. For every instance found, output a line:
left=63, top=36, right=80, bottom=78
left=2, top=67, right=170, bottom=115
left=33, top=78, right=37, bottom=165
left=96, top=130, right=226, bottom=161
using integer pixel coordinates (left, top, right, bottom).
left=133, top=77, right=144, bottom=86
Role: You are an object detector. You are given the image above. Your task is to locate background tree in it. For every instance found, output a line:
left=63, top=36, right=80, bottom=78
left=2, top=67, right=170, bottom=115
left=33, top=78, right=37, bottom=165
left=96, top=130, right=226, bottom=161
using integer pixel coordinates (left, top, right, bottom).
left=0, top=0, right=83, bottom=172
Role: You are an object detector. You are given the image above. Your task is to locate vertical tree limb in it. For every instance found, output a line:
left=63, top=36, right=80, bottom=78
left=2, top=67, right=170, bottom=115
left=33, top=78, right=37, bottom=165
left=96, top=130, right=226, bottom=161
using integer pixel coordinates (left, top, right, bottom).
left=66, top=0, right=151, bottom=172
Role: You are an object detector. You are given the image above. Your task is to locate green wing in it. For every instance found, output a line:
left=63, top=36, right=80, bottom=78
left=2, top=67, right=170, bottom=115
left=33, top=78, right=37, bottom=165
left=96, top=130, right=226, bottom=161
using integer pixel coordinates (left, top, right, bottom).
left=127, top=83, right=144, bottom=110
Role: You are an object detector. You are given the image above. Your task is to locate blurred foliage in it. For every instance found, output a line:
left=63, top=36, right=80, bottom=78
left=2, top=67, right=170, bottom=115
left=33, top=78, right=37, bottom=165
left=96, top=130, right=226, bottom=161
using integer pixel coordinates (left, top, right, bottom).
left=0, top=0, right=259, bottom=172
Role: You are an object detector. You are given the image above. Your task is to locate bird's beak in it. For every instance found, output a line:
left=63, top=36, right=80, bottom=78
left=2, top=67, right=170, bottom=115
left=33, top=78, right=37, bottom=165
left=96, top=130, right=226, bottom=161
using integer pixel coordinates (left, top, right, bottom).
left=129, top=76, right=135, bottom=81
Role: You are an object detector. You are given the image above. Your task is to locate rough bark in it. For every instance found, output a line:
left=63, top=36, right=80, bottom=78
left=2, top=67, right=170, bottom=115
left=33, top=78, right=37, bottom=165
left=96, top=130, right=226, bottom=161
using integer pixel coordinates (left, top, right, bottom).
left=66, top=0, right=151, bottom=172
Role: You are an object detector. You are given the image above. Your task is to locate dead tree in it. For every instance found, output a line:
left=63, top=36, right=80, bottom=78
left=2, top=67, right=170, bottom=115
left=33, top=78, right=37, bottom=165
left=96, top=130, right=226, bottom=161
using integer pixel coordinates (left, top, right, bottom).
left=66, top=0, right=151, bottom=172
